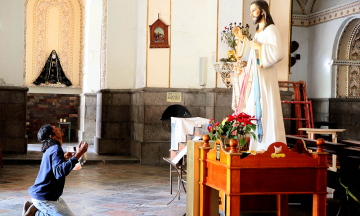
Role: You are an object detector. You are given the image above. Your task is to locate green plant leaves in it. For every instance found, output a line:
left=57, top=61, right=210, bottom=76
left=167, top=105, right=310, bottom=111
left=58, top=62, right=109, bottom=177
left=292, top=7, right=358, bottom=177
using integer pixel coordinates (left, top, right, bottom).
left=240, top=138, right=246, bottom=147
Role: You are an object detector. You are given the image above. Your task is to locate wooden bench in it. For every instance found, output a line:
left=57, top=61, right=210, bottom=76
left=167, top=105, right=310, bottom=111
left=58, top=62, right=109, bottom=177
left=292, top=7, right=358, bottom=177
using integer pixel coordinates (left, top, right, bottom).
left=287, top=135, right=360, bottom=215
left=341, top=139, right=360, bottom=148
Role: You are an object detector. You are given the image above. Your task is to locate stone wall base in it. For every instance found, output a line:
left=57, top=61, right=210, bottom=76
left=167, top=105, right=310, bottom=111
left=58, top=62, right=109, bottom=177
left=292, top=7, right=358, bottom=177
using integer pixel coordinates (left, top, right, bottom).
left=93, top=88, right=294, bottom=164
left=94, top=136, right=130, bottom=155
left=0, top=86, right=28, bottom=154
left=130, top=141, right=170, bottom=165
left=0, top=138, right=27, bottom=154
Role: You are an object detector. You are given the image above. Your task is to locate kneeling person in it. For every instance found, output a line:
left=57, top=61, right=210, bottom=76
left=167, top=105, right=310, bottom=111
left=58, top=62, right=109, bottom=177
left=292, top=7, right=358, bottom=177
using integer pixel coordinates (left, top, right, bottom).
left=23, top=124, right=88, bottom=216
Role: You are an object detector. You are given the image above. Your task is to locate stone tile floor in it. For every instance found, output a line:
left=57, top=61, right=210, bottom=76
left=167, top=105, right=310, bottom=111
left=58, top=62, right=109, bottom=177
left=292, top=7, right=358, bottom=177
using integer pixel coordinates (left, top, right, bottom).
left=0, top=163, right=343, bottom=216
left=0, top=164, right=186, bottom=216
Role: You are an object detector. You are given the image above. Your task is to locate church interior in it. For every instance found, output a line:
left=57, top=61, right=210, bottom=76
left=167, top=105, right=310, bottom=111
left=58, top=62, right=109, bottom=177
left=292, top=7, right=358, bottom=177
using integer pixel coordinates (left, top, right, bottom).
left=0, top=0, right=360, bottom=215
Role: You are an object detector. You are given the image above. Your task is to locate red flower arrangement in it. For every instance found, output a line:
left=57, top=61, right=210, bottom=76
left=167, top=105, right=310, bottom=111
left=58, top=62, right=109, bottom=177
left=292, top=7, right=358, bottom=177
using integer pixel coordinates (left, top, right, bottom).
left=207, top=112, right=257, bottom=148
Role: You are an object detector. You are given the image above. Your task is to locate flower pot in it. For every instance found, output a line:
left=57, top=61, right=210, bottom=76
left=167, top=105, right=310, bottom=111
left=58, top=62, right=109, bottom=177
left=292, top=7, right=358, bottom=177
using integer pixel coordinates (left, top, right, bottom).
left=228, top=50, right=237, bottom=61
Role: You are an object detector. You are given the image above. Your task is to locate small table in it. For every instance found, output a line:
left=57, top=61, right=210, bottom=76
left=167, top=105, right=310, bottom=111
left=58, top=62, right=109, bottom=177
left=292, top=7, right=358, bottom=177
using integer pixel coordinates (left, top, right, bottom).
left=58, top=122, right=71, bottom=142
left=299, top=128, right=346, bottom=172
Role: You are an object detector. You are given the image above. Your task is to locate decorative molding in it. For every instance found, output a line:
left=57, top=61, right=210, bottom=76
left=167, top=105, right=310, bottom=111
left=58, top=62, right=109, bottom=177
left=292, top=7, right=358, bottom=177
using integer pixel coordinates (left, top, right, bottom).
left=100, top=0, right=108, bottom=89
left=347, top=24, right=360, bottom=97
left=78, top=0, right=85, bottom=89
left=23, top=1, right=28, bottom=87
left=332, top=60, right=360, bottom=66
left=292, top=1, right=360, bottom=27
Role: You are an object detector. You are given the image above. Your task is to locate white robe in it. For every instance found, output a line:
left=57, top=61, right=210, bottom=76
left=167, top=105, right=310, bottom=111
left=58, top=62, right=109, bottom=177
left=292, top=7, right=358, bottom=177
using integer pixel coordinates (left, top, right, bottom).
left=245, top=24, right=286, bottom=151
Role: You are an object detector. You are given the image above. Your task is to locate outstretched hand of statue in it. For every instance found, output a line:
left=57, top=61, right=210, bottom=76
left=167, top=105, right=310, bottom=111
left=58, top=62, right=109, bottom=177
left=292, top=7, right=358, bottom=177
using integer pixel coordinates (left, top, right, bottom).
left=232, top=26, right=244, bottom=42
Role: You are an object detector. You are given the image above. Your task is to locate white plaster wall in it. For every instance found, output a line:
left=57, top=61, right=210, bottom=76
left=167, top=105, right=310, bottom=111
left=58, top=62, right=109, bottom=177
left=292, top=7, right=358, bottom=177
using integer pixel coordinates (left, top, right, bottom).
left=307, top=17, right=347, bottom=98
left=289, top=27, right=308, bottom=83
left=147, top=0, right=170, bottom=88
left=106, top=0, right=135, bottom=89
left=171, top=0, right=216, bottom=88
left=83, top=0, right=102, bottom=93
left=134, top=0, right=147, bottom=89
left=0, top=0, right=24, bottom=86
left=206, top=0, right=218, bottom=88
left=216, top=0, right=243, bottom=88
left=218, top=0, right=243, bottom=60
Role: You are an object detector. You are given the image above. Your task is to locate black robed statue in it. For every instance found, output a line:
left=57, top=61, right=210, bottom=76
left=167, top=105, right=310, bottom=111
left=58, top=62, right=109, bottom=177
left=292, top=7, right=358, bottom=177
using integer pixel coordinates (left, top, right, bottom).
left=33, top=50, right=72, bottom=86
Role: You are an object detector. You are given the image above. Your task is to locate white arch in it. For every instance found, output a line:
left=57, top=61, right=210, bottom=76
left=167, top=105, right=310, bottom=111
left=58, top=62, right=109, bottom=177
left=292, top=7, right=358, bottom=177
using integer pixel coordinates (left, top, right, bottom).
left=330, top=16, right=359, bottom=98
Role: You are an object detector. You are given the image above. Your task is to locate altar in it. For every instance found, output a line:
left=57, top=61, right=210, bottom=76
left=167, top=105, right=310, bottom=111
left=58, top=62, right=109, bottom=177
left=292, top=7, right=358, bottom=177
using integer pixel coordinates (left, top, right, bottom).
left=197, top=135, right=328, bottom=216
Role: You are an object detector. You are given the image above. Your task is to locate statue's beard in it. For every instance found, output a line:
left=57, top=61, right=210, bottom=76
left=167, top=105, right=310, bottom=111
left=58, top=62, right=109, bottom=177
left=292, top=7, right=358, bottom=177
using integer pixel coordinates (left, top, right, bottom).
left=253, top=13, right=263, bottom=25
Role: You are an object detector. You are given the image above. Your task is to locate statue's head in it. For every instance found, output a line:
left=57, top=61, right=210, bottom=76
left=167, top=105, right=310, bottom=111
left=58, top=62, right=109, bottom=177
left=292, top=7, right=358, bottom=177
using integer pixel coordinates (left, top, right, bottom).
left=250, top=0, right=274, bottom=31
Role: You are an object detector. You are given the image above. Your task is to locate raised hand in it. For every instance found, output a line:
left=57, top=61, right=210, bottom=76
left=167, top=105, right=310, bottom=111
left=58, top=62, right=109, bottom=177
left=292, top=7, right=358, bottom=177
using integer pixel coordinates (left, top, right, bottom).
left=232, top=26, right=244, bottom=41
left=74, top=141, right=88, bottom=160
left=64, top=152, right=75, bottom=160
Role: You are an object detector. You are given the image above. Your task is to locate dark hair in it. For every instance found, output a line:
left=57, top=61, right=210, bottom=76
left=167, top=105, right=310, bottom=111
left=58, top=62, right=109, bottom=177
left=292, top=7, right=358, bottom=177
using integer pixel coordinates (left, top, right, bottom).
left=250, top=0, right=275, bottom=31
left=38, top=124, right=59, bottom=153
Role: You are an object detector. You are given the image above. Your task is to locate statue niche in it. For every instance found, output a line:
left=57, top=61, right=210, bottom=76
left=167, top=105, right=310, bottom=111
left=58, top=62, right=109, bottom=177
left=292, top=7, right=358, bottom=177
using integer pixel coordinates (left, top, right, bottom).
left=33, top=50, right=72, bottom=86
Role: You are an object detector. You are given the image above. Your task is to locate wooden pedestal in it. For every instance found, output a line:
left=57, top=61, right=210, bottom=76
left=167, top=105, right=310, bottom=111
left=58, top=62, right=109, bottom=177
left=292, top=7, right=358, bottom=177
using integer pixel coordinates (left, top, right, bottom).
left=199, top=138, right=328, bottom=216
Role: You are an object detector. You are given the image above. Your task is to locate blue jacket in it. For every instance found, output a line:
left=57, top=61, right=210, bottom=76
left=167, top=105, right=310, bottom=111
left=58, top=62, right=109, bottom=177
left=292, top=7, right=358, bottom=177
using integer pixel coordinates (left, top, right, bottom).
left=29, top=143, right=78, bottom=201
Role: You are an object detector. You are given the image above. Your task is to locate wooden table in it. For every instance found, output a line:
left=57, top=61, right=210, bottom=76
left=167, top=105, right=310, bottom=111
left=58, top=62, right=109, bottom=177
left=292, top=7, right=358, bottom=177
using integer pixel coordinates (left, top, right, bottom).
left=299, top=128, right=346, bottom=171
left=298, top=128, right=346, bottom=143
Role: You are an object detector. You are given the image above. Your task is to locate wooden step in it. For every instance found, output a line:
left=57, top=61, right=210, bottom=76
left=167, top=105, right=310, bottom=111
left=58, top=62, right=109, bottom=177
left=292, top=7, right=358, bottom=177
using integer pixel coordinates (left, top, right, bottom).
left=186, top=134, right=195, bottom=140
left=170, top=150, right=179, bottom=159
left=194, top=127, right=209, bottom=137
left=169, top=142, right=188, bottom=160
left=179, top=142, right=187, bottom=151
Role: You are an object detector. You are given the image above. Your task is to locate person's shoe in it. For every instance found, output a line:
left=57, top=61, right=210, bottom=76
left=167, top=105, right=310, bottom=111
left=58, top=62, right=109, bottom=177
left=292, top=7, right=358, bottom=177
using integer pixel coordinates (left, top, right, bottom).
left=24, top=204, right=38, bottom=216
left=22, top=201, right=32, bottom=216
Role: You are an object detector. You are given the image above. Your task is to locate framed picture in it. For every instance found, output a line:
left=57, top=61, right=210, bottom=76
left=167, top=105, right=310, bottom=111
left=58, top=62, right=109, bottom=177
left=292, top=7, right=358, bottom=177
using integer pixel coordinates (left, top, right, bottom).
left=149, top=19, right=170, bottom=48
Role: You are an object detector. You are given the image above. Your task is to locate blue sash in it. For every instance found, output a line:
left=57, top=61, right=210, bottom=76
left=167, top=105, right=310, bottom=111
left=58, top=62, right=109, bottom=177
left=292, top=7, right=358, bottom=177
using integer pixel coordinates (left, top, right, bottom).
left=254, top=59, right=263, bottom=142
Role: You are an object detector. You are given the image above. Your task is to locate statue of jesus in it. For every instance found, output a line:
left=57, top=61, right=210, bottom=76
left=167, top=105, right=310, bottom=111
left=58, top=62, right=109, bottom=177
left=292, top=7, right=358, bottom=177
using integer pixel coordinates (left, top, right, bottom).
left=231, top=0, right=286, bottom=152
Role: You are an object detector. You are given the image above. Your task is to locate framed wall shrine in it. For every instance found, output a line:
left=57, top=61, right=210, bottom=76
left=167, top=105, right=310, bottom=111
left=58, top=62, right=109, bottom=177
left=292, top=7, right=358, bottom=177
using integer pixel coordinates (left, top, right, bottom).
left=149, top=18, right=169, bottom=48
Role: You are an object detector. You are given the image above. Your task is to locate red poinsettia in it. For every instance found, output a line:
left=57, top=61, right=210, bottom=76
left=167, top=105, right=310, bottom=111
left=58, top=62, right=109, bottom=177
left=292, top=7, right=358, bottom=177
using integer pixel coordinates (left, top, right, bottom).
left=207, top=112, right=257, bottom=147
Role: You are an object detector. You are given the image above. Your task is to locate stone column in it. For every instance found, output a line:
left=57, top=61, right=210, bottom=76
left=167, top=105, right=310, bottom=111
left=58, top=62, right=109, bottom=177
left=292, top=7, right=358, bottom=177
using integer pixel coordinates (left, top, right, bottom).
left=0, top=86, right=28, bottom=154
left=78, top=93, right=97, bottom=144
left=94, top=89, right=131, bottom=154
